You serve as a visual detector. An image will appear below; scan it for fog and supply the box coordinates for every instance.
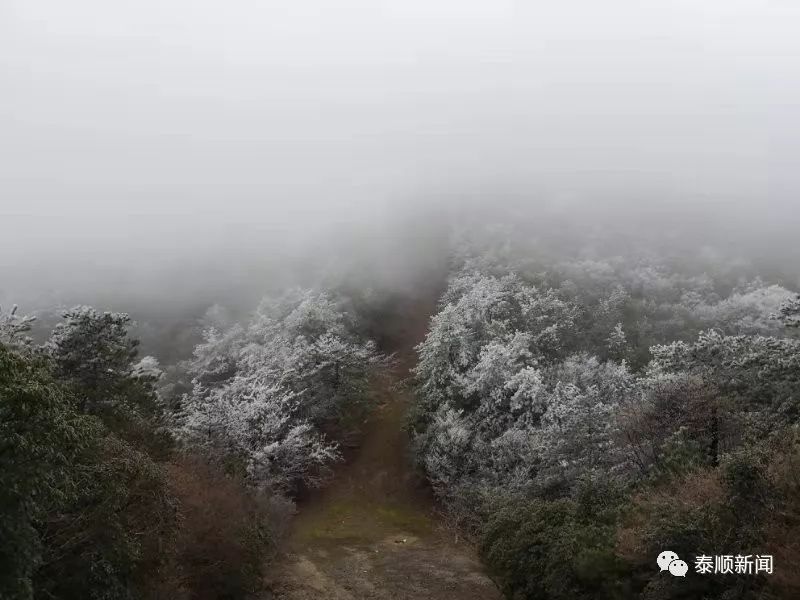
[2,0,798,310]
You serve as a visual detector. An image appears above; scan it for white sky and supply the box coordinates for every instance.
[1,0,798,299]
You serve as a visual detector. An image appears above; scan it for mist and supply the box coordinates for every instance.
[5,4,800,597]
[2,0,799,311]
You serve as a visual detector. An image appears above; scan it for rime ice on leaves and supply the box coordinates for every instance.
[180,289,389,492]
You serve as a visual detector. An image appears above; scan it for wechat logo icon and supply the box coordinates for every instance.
[657,551,688,577]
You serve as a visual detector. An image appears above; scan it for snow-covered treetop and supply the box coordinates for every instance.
[0,304,36,348]
[180,288,389,492]
[778,294,800,328]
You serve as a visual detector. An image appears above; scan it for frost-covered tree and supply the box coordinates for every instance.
[184,323,245,389]
[199,303,236,332]
[180,289,388,491]
[183,370,339,491]
[0,304,35,348]
[606,322,627,360]
[779,294,800,328]
[413,268,642,505]
[132,355,163,379]
[184,290,388,423]
[529,355,634,491]
[413,221,800,600]
[413,270,578,423]
[415,346,634,506]
[689,281,795,336]
[650,330,800,436]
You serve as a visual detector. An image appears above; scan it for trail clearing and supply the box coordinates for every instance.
[266,297,501,600]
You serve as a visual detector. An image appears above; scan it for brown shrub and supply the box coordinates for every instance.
[763,434,800,598]
[154,455,293,600]
[616,468,724,564]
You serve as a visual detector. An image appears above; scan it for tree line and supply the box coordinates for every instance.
[1,290,389,599]
[410,225,800,599]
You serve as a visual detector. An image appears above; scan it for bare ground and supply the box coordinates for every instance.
[265,295,501,600]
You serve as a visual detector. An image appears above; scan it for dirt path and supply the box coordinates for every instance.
[266,296,501,600]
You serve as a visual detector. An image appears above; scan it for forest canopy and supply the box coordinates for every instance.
[0,288,390,599]
[2,212,800,599]
[410,224,800,599]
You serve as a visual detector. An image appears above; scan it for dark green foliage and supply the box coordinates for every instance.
[480,496,626,600]
[35,435,177,600]
[720,447,772,525]
[0,346,98,599]
[3,298,347,599]
[0,345,178,600]
[47,307,139,407]
[618,434,800,600]
[46,306,173,457]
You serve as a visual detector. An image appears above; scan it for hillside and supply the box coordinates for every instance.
[266,294,500,599]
